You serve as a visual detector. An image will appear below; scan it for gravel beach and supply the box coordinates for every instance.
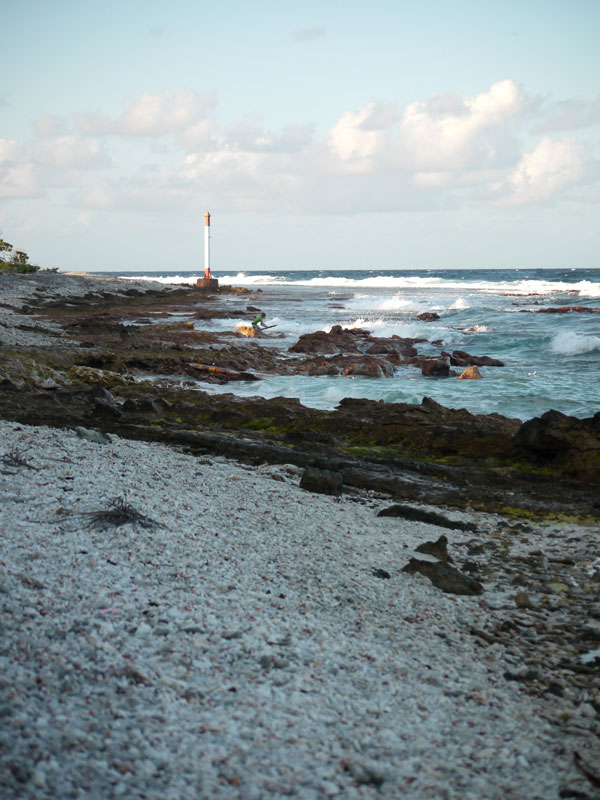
[1,272,599,799]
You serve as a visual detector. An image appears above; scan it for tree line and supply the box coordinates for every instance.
[0,237,40,273]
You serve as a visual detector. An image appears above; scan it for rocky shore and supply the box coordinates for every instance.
[1,271,600,798]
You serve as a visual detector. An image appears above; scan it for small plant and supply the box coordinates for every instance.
[1,447,37,470]
[82,496,165,530]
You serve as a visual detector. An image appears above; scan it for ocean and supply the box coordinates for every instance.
[100,268,600,422]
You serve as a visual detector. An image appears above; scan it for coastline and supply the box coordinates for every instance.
[1,270,599,798]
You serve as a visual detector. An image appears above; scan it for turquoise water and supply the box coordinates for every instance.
[103,268,600,421]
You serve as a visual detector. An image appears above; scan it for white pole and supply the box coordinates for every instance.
[204,211,211,276]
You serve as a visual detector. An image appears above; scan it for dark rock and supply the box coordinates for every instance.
[296,354,395,378]
[365,341,417,358]
[299,467,343,496]
[93,396,122,417]
[402,558,483,595]
[417,312,440,321]
[449,350,504,367]
[526,305,598,313]
[372,568,391,579]
[289,326,371,354]
[421,357,452,377]
[415,534,453,562]
[87,386,114,402]
[378,504,477,532]
[514,409,600,481]
[122,398,165,415]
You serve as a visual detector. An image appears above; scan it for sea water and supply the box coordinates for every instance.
[101,268,600,422]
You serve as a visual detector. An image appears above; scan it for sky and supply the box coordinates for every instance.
[1,0,599,271]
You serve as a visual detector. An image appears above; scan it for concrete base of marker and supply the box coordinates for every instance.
[196,278,219,292]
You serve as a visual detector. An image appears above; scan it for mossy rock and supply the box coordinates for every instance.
[66,365,137,389]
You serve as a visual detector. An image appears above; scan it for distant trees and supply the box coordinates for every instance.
[0,236,40,273]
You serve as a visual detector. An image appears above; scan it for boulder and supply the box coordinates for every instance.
[457,365,482,380]
[299,467,343,496]
[417,312,440,322]
[421,357,452,377]
[513,409,600,481]
[289,326,371,354]
[415,534,453,562]
[449,350,504,367]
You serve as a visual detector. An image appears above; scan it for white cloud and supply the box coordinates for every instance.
[34,114,67,138]
[38,136,109,169]
[397,79,524,172]
[328,103,395,171]
[224,116,314,153]
[78,89,217,137]
[4,79,596,218]
[498,137,585,205]
[0,138,19,163]
[0,162,39,198]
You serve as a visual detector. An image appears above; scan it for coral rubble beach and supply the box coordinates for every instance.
[1,270,599,799]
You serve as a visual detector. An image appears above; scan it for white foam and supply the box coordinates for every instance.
[450,298,469,310]
[550,330,600,355]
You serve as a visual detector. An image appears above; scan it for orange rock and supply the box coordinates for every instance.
[457,365,482,380]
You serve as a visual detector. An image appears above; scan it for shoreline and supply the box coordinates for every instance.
[1,269,599,798]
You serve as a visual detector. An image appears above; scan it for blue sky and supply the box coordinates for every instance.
[1,0,599,271]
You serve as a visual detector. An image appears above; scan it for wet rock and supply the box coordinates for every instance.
[449,350,504,367]
[457,365,483,380]
[295,353,395,378]
[299,467,343,496]
[526,305,598,314]
[289,326,371,354]
[402,558,483,595]
[421,357,452,377]
[417,312,440,321]
[365,340,417,358]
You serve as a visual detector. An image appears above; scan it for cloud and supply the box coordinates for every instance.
[497,137,586,205]
[397,79,524,172]
[34,114,68,138]
[532,96,600,133]
[328,103,396,171]
[38,136,110,169]
[4,79,597,217]
[0,162,40,198]
[224,116,314,153]
[78,88,217,137]
[0,139,19,163]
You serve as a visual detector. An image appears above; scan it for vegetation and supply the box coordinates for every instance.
[0,236,40,273]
